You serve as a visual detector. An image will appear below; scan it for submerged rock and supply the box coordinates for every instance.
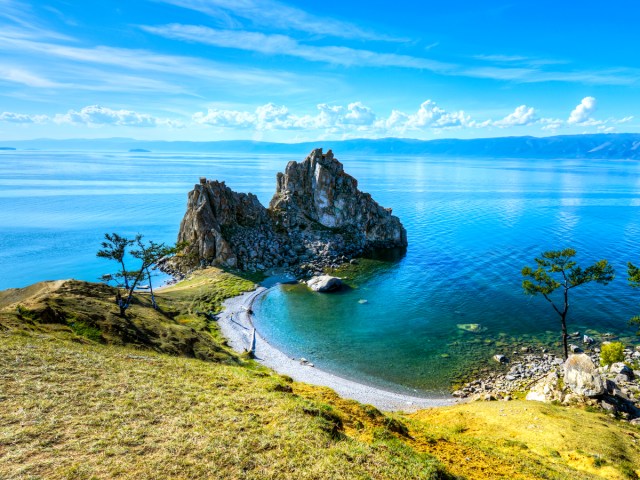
[457,323,487,333]
[306,275,343,293]
[174,149,407,273]
[493,354,508,364]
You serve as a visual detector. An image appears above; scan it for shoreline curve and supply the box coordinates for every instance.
[219,285,456,412]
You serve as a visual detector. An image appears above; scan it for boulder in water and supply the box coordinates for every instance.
[306,275,343,293]
[457,323,487,333]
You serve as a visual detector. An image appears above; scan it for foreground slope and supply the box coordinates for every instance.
[2,270,640,479]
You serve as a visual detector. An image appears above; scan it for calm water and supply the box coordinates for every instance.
[2,151,640,393]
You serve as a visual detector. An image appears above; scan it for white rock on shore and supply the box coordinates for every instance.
[306,275,343,292]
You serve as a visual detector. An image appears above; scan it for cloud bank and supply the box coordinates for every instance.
[1,97,633,138]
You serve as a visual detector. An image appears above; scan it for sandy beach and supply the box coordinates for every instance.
[218,285,456,412]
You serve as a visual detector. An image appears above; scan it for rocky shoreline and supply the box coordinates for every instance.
[453,335,640,422]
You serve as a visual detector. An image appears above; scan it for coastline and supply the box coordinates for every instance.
[218,285,456,412]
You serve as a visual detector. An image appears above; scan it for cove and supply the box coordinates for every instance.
[252,155,640,393]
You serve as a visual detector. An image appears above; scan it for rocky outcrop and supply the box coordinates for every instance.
[564,353,606,397]
[177,179,290,270]
[269,149,407,249]
[175,149,407,273]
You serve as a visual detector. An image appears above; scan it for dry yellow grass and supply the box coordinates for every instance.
[408,401,640,479]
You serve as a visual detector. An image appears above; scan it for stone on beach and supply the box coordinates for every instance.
[526,371,563,403]
[306,275,343,293]
[564,353,605,397]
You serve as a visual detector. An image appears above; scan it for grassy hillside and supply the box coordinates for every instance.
[0,268,257,362]
[2,269,640,479]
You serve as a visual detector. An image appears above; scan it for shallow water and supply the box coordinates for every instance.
[2,150,640,393]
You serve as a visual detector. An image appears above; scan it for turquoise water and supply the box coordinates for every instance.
[253,155,640,393]
[2,151,640,393]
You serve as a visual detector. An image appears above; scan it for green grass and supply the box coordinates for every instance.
[0,268,256,364]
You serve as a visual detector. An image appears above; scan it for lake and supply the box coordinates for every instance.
[2,150,640,393]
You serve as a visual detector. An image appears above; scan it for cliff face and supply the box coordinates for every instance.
[176,149,407,273]
[177,180,290,270]
[269,149,407,248]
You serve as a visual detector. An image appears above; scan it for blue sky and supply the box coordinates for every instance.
[1,0,639,141]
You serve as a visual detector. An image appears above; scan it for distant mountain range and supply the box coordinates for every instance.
[3,133,640,159]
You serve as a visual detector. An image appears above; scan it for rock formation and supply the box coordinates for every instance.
[175,149,407,274]
[563,353,606,397]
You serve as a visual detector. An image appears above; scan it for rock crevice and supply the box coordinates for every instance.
[176,149,407,273]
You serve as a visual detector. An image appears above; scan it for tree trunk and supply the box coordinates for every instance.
[562,286,569,360]
[147,268,157,310]
[561,314,568,360]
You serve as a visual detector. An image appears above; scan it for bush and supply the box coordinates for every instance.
[600,342,625,366]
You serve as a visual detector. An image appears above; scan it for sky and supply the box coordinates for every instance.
[1,0,639,142]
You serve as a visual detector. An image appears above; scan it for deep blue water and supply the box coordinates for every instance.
[2,150,640,392]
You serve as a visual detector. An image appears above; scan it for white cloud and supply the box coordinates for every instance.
[343,102,376,126]
[141,24,452,72]
[153,0,400,41]
[139,23,640,86]
[613,116,634,124]
[255,103,291,129]
[295,100,468,133]
[568,96,597,124]
[53,105,178,127]
[193,101,378,131]
[193,108,254,128]
[492,105,537,127]
[0,30,303,96]
[0,111,48,123]
[3,99,634,138]
[539,117,564,131]
[0,66,60,88]
[382,100,469,131]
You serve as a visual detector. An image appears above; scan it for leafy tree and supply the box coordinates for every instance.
[131,238,174,310]
[627,262,640,327]
[97,233,138,290]
[522,248,614,359]
[97,233,175,316]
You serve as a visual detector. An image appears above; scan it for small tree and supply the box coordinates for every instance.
[131,238,174,310]
[97,233,138,290]
[627,262,640,327]
[522,248,614,359]
[97,233,174,316]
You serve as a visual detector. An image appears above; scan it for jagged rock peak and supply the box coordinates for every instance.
[175,149,407,273]
[269,148,407,248]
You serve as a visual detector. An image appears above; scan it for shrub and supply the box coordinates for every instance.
[600,342,625,367]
